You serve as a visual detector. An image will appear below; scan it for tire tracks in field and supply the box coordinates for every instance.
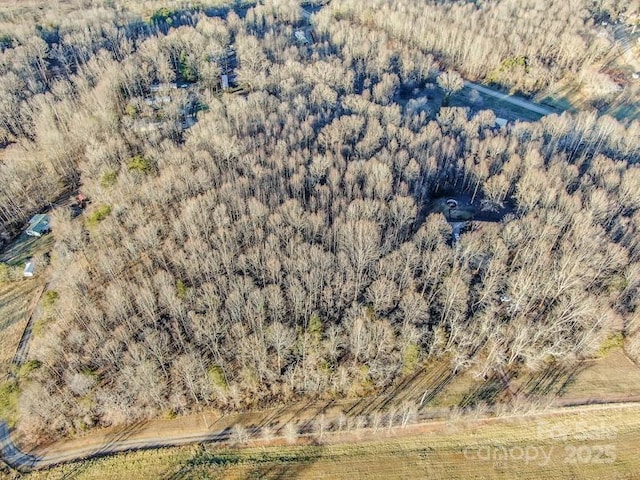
[10,284,46,372]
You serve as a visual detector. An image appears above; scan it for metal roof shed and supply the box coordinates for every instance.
[23,260,35,277]
[26,214,50,237]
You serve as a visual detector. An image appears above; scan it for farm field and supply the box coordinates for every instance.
[0,346,634,474]
[16,403,640,480]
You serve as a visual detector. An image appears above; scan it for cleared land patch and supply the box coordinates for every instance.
[0,280,44,376]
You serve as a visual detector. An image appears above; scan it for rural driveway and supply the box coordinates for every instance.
[464,81,557,116]
[0,421,243,471]
[0,422,40,470]
[11,284,46,370]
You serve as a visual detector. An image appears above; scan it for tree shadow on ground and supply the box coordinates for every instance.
[459,375,507,409]
[346,364,455,418]
[0,232,50,266]
[51,420,147,480]
[516,363,587,398]
[164,443,323,480]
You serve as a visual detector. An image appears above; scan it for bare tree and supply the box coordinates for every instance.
[437,71,463,105]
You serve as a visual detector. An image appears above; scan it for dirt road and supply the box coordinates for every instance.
[464,81,557,116]
[3,396,640,472]
[10,284,45,370]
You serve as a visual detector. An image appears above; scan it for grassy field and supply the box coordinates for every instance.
[0,231,51,376]
[0,233,53,267]
[0,232,51,427]
[0,277,46,426]
[429,348,640,409]
[0,280,44,376]
[16,403,640,479]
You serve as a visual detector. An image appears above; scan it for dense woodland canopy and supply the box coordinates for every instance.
[0,0,639,442]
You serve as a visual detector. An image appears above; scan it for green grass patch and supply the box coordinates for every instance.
[127,155,153,174]
[208,365,228,390]
[598,332,624,357]
[100,169,118,188]
[0,380,19,427]
[86,205,112,227]
[42,290,58,308]
[402,343,420,374]
[18,359,41,379]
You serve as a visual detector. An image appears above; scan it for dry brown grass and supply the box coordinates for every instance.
[20,403,640,480]
[0,279,44,375]
[559,349,640,399]
[31,347,640,457]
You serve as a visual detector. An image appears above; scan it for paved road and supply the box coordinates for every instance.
[464,81,557,116]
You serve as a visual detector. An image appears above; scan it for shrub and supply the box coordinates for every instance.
[100,170,118,188]
[0,381,19,426]
[43,290,59,308]
[308,313,322,342]
[209,365,228,390]
[125,103,138,118]
[127,155,152,174]
[151,7,174,25]
[176,279,189,299]
[86,205,112,227]
[0,262,9,282]
[18,359,41,379]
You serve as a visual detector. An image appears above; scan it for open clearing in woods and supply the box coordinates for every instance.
[16,403,640,480]
[0,232,53,376]
[0,280,45,376]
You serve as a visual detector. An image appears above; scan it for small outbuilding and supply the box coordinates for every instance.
[23,259,35,277]
[295,30,309,44]
[26,214,50,237]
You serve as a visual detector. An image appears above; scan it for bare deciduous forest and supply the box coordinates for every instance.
[0,0,639,443]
